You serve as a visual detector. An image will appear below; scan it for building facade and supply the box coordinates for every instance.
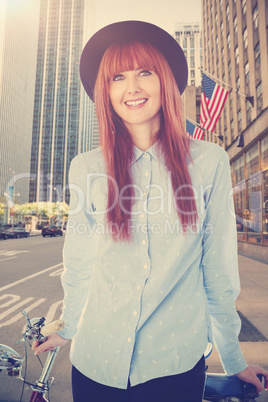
[29,0,96,204]
[202,0,268,261]
[174,23,202,87]
[0,0,40,204]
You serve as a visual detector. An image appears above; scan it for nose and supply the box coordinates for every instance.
[127,76,141,95]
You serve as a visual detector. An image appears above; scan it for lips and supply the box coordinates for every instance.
[125,98,147,107]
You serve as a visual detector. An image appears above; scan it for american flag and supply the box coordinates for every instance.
[200,73,229,132]
[186,119,204,140]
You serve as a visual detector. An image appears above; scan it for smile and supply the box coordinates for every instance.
[125,99,147,106]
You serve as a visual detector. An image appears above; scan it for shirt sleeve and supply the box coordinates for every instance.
[201,147,247,375]
[58,156,98,339]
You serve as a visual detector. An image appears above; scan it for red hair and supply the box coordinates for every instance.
[94,41,197,241]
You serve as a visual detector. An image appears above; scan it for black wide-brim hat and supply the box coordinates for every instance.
[80,20,188,101]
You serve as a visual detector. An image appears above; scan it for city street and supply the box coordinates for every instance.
[0,236,267,401]
[0,235,72,402]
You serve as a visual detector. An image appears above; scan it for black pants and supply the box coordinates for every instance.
[72,356,206,402]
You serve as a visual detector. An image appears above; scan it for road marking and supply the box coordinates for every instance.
[0,297,34,320]
[49,268,64,277]
[0,250,30,256]
[0,294,20,309]
[0,298,46,329]
[0,256,17,263]
[0,262,63,293]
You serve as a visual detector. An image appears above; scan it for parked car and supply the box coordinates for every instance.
[3,227,31,239]
[41,225,63,237]
[0,227,8,240]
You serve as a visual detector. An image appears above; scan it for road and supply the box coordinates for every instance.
[0,235,72,402]
[1,236,267,401]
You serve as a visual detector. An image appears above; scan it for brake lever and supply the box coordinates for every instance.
[17,311,46,344]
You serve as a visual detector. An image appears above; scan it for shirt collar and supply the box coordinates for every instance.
[129,141,166,167]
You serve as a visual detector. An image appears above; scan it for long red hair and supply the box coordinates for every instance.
[94,41,197,241]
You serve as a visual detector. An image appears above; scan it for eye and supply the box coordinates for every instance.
[139,70,152,77]
[112,74,124,81]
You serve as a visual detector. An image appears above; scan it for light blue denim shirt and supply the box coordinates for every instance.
[59,139,247,389]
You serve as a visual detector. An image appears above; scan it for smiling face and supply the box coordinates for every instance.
[109,67,162,134]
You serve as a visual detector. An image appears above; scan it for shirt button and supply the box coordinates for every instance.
[143,192,147,197]
[144,264,148,269]
[145,171,149,177]
[137,285,141,291]
[133,311,138,316]
[128,337,132,343]
[144,152,150,158]
[140,213,144,218]
[142,240,146,245]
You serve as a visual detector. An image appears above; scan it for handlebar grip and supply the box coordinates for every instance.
[40,320,65,337]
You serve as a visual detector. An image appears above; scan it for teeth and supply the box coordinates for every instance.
[125,99,147,106]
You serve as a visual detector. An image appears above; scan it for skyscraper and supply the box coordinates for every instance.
[29,0,96,204]
[174,23,202,87]
[0,0,40,203]
[202,0,268,260]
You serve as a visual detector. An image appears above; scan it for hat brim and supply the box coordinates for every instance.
[80,20,188,101]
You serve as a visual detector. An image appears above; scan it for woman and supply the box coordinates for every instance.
[33,21,268,401]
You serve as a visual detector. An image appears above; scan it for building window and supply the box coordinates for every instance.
[243,28,248,49]
[246,101,252,123]
[244,61,249,84]
[231,119,234,141]
[220,0,223,11]
[256,82,263,111]
[255,42,260,68]
[242,0,246,14]
[183,37,187,48]
[228,60,231,80]
[190,36,194,48]
[220,21,224,36]
[226,4,229,21]
[191,80,195,86]
[253,4,259,30]
[221,47,225,59]
[234,15,237,35]
[227,33,231,49]
[233,157,246,240]
[236,76,240,92]
[262,136,268,171]
[190,70,195,78]
[230,90,233,111]
[235,46,239,65]
[238,109,242,132]
[246,144,262,243]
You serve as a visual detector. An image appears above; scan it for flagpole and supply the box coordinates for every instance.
[186,117,223,142]
[199,68,254,106]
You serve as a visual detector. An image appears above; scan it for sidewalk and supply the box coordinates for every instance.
[206,254,268,400]
[206,254,268,388]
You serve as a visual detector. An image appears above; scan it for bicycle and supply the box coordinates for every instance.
[0,312,263,402]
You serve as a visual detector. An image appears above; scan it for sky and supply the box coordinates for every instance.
[95,0,202,35]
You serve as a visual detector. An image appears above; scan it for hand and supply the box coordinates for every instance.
[32,332,69,355]
[235,365,268,394]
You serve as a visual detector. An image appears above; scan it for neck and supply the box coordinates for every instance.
[124,122,160,151]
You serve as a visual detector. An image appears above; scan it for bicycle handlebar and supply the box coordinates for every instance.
[40,319,65,338]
